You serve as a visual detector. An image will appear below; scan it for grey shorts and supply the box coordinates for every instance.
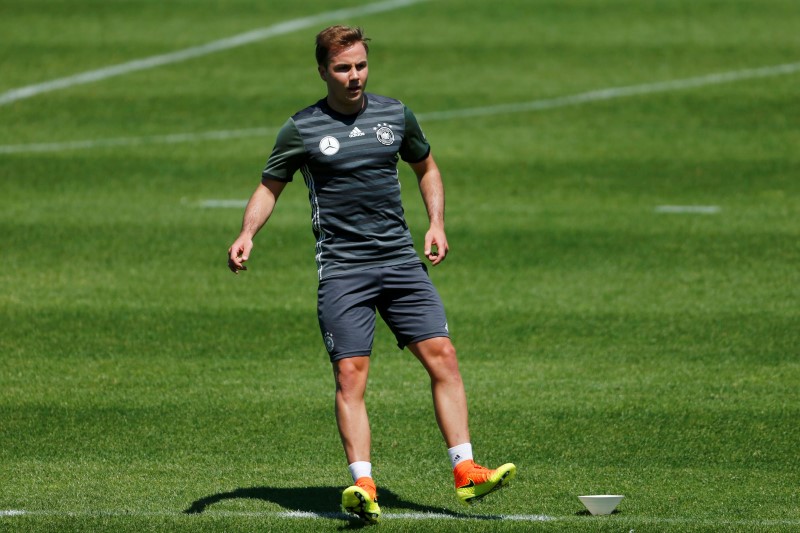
[317,262,450,361]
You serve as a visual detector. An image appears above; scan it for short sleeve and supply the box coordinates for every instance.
[399,105,431,164]
[261,118,307,183]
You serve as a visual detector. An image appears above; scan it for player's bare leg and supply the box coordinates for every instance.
[332,355,372,462]
[408,337,470,446]
[334,356,381,523]
[409,337,516,505]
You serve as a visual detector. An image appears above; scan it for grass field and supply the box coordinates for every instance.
[2,0,799,531]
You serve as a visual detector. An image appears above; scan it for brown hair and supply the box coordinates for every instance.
[315,25,370,66]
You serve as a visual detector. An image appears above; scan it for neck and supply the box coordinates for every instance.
[327,95,365,115]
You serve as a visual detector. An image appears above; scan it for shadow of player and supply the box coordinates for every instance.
[185,485,507,525]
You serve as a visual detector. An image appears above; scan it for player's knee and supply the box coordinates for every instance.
[438,341,457,364]
[428,340,460,375]
[333,356,369,393]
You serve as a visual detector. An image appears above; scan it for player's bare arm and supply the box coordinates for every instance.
[410,154,448,266]
[228,179,286,274]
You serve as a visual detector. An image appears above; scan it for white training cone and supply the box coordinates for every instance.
[578,495,624,516]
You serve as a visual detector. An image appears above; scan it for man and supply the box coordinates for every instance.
[227,25,515,523]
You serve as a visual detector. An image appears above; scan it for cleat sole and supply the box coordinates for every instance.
[342,485,381,524]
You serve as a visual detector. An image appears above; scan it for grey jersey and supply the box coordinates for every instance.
[262,93,431,280]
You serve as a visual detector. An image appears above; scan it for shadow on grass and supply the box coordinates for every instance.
[185,485,507,525]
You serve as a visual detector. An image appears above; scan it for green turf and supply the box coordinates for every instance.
[1,0,799,531]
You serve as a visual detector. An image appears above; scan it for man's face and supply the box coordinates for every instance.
[319,42,369,114]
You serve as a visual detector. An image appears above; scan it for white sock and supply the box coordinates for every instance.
[348,461,372,482]
[448,443,473,469]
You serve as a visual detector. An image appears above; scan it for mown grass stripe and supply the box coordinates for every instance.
[1,61,797,154]
[0,0,427,106]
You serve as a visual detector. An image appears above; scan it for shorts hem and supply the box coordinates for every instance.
[399,332,450,350]
[329,351,372,362]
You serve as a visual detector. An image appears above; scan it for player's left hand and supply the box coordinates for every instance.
[228,236,253,274]
[424,226,449,266]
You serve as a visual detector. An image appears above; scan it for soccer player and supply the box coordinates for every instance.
[227,25,515,523]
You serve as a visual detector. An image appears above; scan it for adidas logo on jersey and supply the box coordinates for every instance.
[349,127,365,138]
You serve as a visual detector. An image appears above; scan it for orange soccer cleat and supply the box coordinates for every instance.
[454,460,516,505]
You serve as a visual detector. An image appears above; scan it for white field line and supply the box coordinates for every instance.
[0,0,426,107]
[0,509,554,522]
[197,199,250,208]
[1,61,799,155]
[273,511,556,522]
[416,61,800,122]
[655,205,721,214]
[0,127,279,154]
[4,509,800,527]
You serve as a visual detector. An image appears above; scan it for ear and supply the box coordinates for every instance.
[318,65,327,81]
